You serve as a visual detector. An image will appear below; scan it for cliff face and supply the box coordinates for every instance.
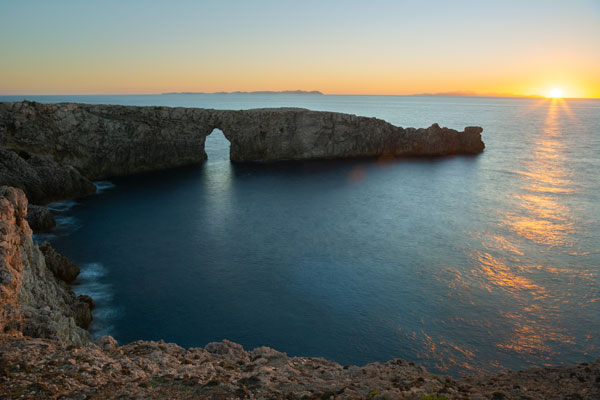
[216,109,485,162]
[0,101,484,180]
[0,186,91,345]
[0,186,27,334]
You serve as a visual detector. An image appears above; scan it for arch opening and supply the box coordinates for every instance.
[204,128,231,162]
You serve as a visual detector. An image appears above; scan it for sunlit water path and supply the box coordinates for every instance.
[4,94,598,376]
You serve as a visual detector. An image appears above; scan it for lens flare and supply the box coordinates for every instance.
[549,88,563,98]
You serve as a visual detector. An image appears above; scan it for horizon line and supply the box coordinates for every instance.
[0,92,597,100]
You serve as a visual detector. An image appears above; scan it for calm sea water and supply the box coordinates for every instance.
[4,94,599,376]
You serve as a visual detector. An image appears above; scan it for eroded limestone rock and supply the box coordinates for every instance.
[0,186,28,335]
[0,336,597,399]
[39,242,80,284]
[72,295,94,329]
[26,205,56,233]
[0,186,91,345]
[0,101,484,180]
[0,147,96,205]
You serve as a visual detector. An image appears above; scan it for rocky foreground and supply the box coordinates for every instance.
[1,336,598,400]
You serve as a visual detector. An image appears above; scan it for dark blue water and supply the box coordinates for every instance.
[6,94,599,376]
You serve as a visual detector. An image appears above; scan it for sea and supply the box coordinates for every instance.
[2,93,598,376]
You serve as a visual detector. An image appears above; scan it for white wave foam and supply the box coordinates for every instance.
[74,263,113,302]
[74,282,112,300]
[54,216,82,233]
[92,307,122,319]
[77,262,107,280]
[94,180,116,193]
[72,261,118,338]
[47,200,78,213]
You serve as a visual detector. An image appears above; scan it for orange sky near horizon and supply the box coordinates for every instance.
[1,1,599,98]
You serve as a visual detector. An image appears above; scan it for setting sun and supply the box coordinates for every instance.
[549,87,564,98]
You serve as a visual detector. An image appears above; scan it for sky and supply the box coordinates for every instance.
[0,0,599,97]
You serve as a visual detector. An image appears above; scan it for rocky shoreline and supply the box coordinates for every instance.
[1,335,597,399]
[0,102,598,398]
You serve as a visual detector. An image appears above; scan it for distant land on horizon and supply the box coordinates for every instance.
[410,90,545,98]
[162,90,324,95]
[158,90,556,99]
[2,91,597,100]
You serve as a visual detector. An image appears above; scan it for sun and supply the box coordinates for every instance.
[549,87,563,98]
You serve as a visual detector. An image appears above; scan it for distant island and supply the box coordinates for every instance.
[162,90,324,95]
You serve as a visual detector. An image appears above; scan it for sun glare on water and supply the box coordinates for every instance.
[549,87,564,98]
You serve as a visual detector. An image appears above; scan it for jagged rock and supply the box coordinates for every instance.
[0,186,91,345]
[39,242,80,284]
[0,186,28,334]
[95,335,118,352]
[0,101,484,180]
[205,339,251,363]
[72,295,94,329]
[250,346,288,367]
[77,294,94,309]
[0,336,598,399]
[18,235,91,345]
[21,305,89,344]
[250,346,287,360]
[0,147,96,205]
[26,205,56,233]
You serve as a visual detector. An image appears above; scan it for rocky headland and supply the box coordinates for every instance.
[0,101,484,181]
[0,100,485,231]
[0,102,598,398]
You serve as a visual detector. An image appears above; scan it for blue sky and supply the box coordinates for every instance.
[1,0,599,96]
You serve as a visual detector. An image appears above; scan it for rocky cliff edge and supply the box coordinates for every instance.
[0,186,91,344]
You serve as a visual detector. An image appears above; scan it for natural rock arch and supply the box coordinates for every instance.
[0,101,484,180]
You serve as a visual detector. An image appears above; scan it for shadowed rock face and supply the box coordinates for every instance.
[26,205,56,233]
[39,243,80,284]
[0,147,96,205]
[0,101,484,180]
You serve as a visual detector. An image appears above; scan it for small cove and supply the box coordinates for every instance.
[15,93,598,376]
